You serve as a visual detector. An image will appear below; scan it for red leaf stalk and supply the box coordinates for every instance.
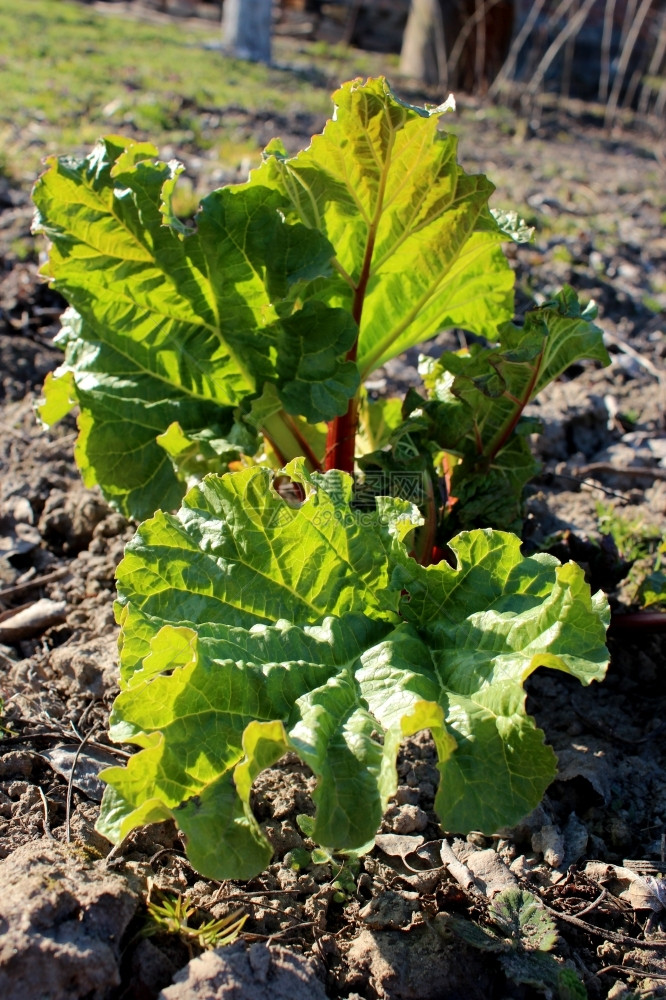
[324,223,377,473]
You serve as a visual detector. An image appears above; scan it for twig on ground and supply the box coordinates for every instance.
[574,462,666,483]
[440,839,489,901]
[598,964,666,981]
[0,649,16,670]
[215,889,305,899]
[243,920,315,942]
[604,331,665,382]
[69,702,96,743]
[220,896,305,921]
[0,728,132,759]
[0,598,66,642]
[439,840,476,891]
[574,888,608,918]
[0,567,68,603]
[543,470,631,501]
[543,900,666,948]
[65,729,95,844]
[37,786,55,841]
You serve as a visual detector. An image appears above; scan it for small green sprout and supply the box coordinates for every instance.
[291,815,363,902]
[596,502,666,606]
[0,698,14,739]
[595,502,662,564]
[283,847,312,871]
[143,879,246,956]
[636,538,666,608]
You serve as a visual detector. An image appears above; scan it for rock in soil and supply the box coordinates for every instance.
[341,926,495,1000]
[0,839,139,1000]
[159,941,328,1000]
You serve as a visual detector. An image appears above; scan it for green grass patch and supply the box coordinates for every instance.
[0,0,393,185]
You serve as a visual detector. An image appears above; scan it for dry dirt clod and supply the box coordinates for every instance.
[158,941,328,1000]
[342,925,495,1000]
[464,847,520,898]
[0,838,139,1000]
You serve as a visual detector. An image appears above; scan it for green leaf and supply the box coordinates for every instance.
[413,287,609,531]
[558,967,588,1000]
[155,420,256,488]
[33,136,358,517]
[34,80,533,520]
[115,460,414,632]
[638,568,666,608]
[489,889,558,951]
[440,912,507,952]
[356,395,404,454]
[296,814,316,838]
[38,367,76,426]
[38,310,254,521]
[421,288,609,446]
[284,847,312,870]
[98,466,608,879]
[98,613,393,871]
[371,531,608,834]
[250,77,516,378]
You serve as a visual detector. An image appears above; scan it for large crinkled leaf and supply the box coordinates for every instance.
[34,80,527,517]
[97,614,390,878]
[40,310,257,520]
[115,459,420,631]
[34,137,356,411]
[249,77,518,378]
[391,531,609,831]
[33,136,358,517]
[98,466,608,879]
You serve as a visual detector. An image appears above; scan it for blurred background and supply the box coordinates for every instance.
[0,0,663,346]
[2,0,663,196]
[119,0,665,117]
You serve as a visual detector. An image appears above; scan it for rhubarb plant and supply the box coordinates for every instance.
[33,77,608,537]
[97,460,608,879]
[32,78,611,879]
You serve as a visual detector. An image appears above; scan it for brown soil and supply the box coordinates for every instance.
[0,90,665,999]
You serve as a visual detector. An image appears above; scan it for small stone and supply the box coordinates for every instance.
[393,785,419,806]
[386,805,428,834]
[0,839,138,1000]
[532,823,565,869]
[159,942,327,1000]
[0,751,35,779]
[466,832,488,849]
[509,855,529,878]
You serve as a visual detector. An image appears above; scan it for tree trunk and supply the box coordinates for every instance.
[222,0,272,63]
[400,0,447,85]
[400,0,515,92]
